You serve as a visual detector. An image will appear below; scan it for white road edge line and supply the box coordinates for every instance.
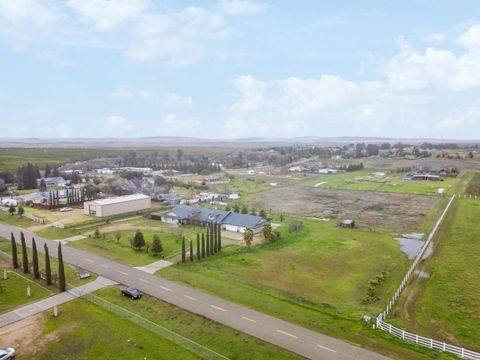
[83,258,93,263]
[117,270,128,276]
[276,329,298,339]
[101,264,109,268]
[160,286,172,292]
[210,305,227,312]
[241,316,257,323]
[317,344,336,353]
[183,295,196,301]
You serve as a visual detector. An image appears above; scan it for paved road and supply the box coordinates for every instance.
[0,224,390,360]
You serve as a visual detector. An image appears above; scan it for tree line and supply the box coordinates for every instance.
[10,232,66,291]
[181,223,222,263]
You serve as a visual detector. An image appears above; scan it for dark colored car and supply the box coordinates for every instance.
[121,287,142,299]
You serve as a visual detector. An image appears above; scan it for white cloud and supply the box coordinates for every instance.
[161,93,192,108]
[110,87,151,100]
[219,0,265,15]
[382,30,480,90]
[228,75,266,111]
[67,0,150,31]
[103,115,135,133]
[436,116,464,130]
[0,0,57,26]
[39,123,74,138]
[423,32,446,45]
[162,113,177,125]
[457,23,480,49]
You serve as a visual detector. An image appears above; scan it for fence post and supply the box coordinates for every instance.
[388,323,392,334]
[415,334,418,344]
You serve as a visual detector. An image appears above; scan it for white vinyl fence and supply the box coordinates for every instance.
[376,195,480,359]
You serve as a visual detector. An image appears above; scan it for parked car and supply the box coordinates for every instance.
[0,347,16,360]
[121,287,142,299]
[59,207,72,212]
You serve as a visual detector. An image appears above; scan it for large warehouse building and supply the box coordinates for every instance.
[84,194,151,218]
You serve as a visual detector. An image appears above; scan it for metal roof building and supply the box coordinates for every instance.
[84,194,151,218]
[160,205,266,233]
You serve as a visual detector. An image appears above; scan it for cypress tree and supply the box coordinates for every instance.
[58,243,66,291]
[32,238,40,279]
[189,240,193,262]
[217,223,222,252]
[201,233,205,258]
[181,237,186,263]
[10,233,18,268]
[210,224,215,254]
[196,233,201,260]
[206,227,210,256]
[213,223,217,254]
[20,232,29,273]
[44,243,52,285]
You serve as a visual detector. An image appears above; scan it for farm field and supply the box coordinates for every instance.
[0,261,53,313]
[391,198,480,352]
[96,286,304,360]
[0,299,199,360]
[156,218,453,359]
[251,185,439,233]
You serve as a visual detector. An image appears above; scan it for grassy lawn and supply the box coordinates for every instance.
[0,262,53,313]
[0,239,95,287]
[300,169,460,195]
[391,198,480,352]
[0,209,37,227]
[97,286,304,360]
[16,299,199,360]
[156,218,452,359]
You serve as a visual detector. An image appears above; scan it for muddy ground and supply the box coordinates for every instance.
[253,186,438,232]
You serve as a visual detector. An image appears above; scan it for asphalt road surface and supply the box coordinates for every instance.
[0,224,390,360]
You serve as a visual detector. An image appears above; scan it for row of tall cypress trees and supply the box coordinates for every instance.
[10,232,66,291]
[181,223,222,263]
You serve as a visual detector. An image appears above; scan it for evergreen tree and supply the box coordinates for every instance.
[212,223,217,254]
[20,232,29,273]
[8,204,15,215]
[58,243,66,291]
[201,233,205,258]
[196,233,201,260]
[206,227,210,255]
[244,228,254,249]
[189,240,193,262]
[32,238,40,279]
[241,204,248,214]
[10,233,18,269]
[150,234,163,256]
[44,243,52,285]
[233,204,240,213]
[181,237,186,263]
[262,223,273,242]
[259,209,267,219]
[217,224,222,252]
[17,205,25,217]
[209,224,214,254]
[130,230,145,249]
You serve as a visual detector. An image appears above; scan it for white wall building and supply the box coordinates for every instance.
[84,194,151,218]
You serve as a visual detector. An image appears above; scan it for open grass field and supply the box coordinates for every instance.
[0,299,200,360]
[156,218,454,359]
[0,209,38,227]
[300,169,461,196]
[251,185,439,233]
[97,286,304,360]
[391,198,480,352]
[0,262,53,313]
[0,239,95,287]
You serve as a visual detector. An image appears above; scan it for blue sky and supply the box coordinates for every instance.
[0,0,480,139]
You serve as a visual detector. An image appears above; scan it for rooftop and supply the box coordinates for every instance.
[90,194,150,206]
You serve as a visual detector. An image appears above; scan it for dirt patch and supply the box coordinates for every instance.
[253,186,438,232]
[0,314,77,356]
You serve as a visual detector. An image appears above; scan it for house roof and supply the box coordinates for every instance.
[168,205,265,228]
[90,194,150,206]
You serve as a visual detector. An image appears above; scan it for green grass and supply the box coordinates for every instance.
[0,239,95,287]
[22,299,199,360]
[391,198,480,352]
[156,218,452,359]
[0,210,37,227]
[300,169,460,196]
[96,286,304,360]
[0,266,53,313]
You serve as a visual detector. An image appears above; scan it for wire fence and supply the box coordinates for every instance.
[375,195,480,359]
[81,292,230,360]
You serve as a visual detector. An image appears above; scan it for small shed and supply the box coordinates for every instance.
[340,219,355,228]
